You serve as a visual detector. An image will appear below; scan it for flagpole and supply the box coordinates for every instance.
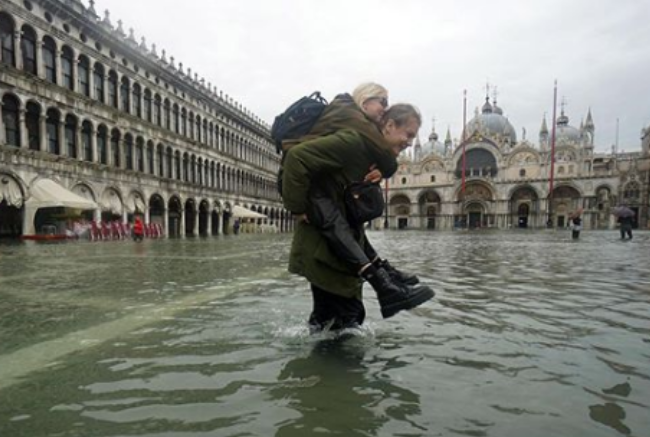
[548,80,558,228]
[461,89,467,198]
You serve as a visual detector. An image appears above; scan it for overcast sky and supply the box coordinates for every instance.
[94,0,650,152]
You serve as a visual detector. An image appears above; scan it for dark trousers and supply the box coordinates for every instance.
[620,225,633,239]
[572,230,580,239]
[308,284,366,332]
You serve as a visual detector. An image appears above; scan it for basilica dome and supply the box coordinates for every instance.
[554,112,582,146]
[465,98,517,145]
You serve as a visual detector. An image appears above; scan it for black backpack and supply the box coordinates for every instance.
[271,91,328,154]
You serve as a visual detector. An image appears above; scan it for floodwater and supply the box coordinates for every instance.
[0,230,648,437]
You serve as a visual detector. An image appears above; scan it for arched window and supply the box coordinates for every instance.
[110,129,120,167]
[120,76,130,112]
[20,25,37,74]
[183,153,189,182]
[132,83,141,118]
[124,134,134,170]
[64,114,77,158]
[153,94,161,126]
[61,46,74,90]
[519,169,526,177]
[0,13,15,67]
[173,104,179,133]
[146,141,154,174]
[135,137,144,172]
[165,147,173,178]
[164,99,171,130]
[181,108,187,136]
[81,120,92,161]
[93,63,104,103]
[107,70,118,108]
[175,150,181,180]
[1,94,20,147]
[46,108,60,154]
[157,144,164,176]
[188,112,194,139]
[97,125,108,165]
[143,89,152,122]
[26,101,40,150]
[196,115,202,143]
[42,36,56,83]
[78,55,90,96]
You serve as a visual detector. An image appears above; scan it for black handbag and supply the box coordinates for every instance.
[344,181,385,225]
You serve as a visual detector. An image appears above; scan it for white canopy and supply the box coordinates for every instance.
[26,179,98,210]
[0,176,23,207]
[22,179,98,236]
[231,205,267,219]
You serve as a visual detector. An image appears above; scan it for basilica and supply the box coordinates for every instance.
[0,0,287,239]
[384,96,649,230]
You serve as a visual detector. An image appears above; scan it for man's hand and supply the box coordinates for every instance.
[294,213,309,223]
[364,167,383,183]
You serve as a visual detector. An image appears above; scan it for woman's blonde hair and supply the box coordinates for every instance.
[382,103,422,127]
[352,82,388,108]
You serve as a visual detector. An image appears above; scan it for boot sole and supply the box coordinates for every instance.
[381,287,434,319]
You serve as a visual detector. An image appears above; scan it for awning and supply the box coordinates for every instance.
[22,179,98,236]
[0,175,24,208]
[26,179,98,210]
[231,205,267,219]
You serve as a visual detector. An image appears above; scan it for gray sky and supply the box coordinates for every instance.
[94,0,650,152]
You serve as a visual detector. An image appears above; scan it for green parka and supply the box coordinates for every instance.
[281,97,398,298]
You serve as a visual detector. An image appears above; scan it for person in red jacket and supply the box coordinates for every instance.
[133,217,144,242]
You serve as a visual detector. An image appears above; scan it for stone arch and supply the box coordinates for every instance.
[167,195,183,238]
[0,172,25,238]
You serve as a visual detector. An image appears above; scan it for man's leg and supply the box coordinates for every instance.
[309,284,365,332]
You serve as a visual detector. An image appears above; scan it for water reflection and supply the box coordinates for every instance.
[273,335,422,436]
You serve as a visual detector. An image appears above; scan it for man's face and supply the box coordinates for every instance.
[383,117,420,157]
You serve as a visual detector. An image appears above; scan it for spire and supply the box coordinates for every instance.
[585,107,594,129]
[540,114,548,134]
[445,127,452,145]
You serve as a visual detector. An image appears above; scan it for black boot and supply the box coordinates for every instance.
[362,266,434,319]
[374,258,420,285]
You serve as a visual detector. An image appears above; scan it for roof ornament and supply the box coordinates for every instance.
[88,0,98,17]
[128,27,137,44]
[116,20,125,37]
[139,36,147,50]
[102,10,112,27]
[151,43,158,57]
[161,49,167,63]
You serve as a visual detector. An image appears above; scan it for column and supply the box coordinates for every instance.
[13,31,22,70]
[72,59,79,93]
[179,209,186,238]
[35,41,43,78]
[54,49,62,86]
[206,210,212,236]
[58,121,66,156]
[0,101,5,144]
[75,125,82,160]
[19,109,27,149]
[38,115,46,152]
[94,208,101,225]
[90,126,97,162]
[192,206,199,236]
[163,208,169,238]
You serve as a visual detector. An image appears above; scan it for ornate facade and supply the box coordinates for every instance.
[0,0,288,239]
[385,95,650,230]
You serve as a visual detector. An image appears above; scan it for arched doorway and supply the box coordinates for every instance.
[419,190,441,230]
[167,196,182,238]
[222,204,232,234]
[149,194,165,229]
[550,185,581,228]
[198,200,210,236]
[510,186,539,228]
[184,199,196,236]
[465,202,485,229]
[389,195,411,229]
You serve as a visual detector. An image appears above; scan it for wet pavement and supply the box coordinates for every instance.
[0,230,648,436]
